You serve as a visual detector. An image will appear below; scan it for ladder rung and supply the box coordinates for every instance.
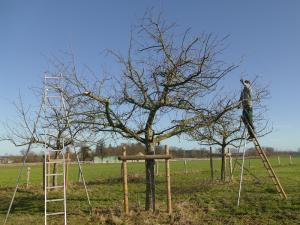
[46,198,64,202]
[46,173,63,176]
[45,76,63,79]
[47,96,61,99]
[47,186,64,189]
[44,105,62,109]
[46,159,64,164]
[45,85,61,90]
[46,212,65,216]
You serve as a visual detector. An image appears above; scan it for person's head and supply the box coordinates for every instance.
[240,79,251,86]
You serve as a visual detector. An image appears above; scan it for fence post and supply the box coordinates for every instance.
[228,149,233,181]
[277,156,281,166]
[209,147,214,181]
[42,155,45,189]
[122,146,129,215]
[184,160,188,174]
[26,167,31,189]
[289,155,293,165]
[165,145,172,214]
[155,161,159,176]
[65,148,70,190]
[47,154,51,187]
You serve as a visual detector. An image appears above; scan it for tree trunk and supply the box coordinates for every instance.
[145,142,155,211]
[220,144,226,181]
[52,152,59,186]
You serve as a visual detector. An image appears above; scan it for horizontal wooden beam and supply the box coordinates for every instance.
[118,154,172,161]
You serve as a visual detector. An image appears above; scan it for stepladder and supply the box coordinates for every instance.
[241,116,287,199]
[44,148,67,225]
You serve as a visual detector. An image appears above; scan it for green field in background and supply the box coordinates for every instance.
[0,156,299,225]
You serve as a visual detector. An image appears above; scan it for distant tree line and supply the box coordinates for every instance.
[3,143,299,163]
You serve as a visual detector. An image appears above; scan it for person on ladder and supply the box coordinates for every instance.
[239,79,255,140]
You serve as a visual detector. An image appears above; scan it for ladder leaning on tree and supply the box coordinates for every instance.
[241,116,287,199]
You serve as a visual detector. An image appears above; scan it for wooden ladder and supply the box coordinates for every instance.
[242,117,287,199]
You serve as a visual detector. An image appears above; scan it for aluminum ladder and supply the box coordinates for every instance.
[44,74,67,225]
[242,116,287,199]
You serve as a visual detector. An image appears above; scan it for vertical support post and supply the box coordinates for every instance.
[165,145,172,214]
[47,154,51,187]
[184,160,187,174]
[122,147,129,215]
[278,156,281,166]
[155,161,159,176]
[228,149,233,181]
[26,167,31,189]
[289,155,293,165]
[209,147,214,181]
[248,159,251,168]
[43,155,45,189]
[65,148,70,190]
[77,152,82,183]
[224,151,227,179]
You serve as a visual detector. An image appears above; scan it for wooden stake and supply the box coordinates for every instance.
[47,154,51,187]
[42,155,45,189]
[77,152,82,183]
[65,149,70,190]
[155,161,159,176]
[289,155,293,165]
[26,167,31,189]
[278,156,281,166]
[122,147,129,215]
[184,160,188,174]
[228,149,233,181]
[209,147,214,181]
[165,145,172,214]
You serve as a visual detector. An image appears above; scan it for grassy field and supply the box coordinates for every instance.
[0,156,299,225]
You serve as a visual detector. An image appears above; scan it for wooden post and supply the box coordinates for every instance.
[228,150,233,181]
[26,167,31,189]
[122,147,129,215]
[65,149,70,190]
[155,161,159,176]
[47,154,51,187]
[209,147,214,181]
[248,159,251,168]
[184,160,188,174]
[77,152,82,183]
[289,155,293,165]
[42,155,45,189]
[165,145,172,214]
[278,156,281,166]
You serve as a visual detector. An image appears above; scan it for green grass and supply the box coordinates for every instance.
[0,156,300,224]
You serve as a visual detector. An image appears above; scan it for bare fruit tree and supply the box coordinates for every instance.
[190,81,271,181]
[57,12,238,210]
[1,86,92,186]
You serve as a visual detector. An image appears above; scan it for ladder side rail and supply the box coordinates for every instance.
[253,139,287,198]
[44,147,48,225]
[242,116,287,199]
[62,139,67,225]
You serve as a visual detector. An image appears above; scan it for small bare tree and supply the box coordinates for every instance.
[1,86,93,186]
[190,80,271,181]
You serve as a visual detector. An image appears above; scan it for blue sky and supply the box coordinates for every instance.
[0,0,299,155]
